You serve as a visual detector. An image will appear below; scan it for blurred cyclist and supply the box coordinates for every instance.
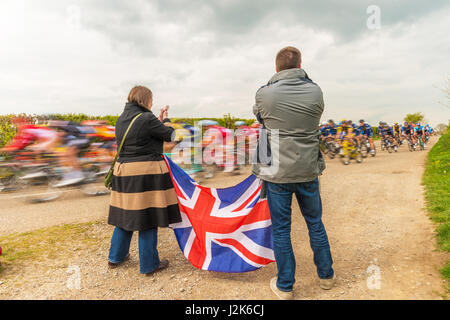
[358,119,375,155]
[49,120,91,187]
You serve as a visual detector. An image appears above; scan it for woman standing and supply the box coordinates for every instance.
[107,86,181,275]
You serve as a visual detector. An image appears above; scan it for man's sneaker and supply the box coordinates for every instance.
[319,273,336,290]
[270,277,293,300]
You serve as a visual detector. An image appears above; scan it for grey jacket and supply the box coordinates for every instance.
[252,68,326,183]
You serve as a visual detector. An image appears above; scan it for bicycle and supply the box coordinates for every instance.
[341,138,362,165]
[395,134,403,146]
[406,135,416,152]
[360,136,376,158]
[417,135,425,151]
[383,137,397,153]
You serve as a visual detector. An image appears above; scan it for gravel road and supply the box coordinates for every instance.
[0,137,448,299]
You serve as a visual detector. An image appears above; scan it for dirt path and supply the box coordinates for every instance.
[0,137,448,299]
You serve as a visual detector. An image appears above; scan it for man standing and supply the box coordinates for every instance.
[252,46,335,300]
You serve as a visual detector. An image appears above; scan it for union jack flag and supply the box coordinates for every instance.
[164,156,275,273]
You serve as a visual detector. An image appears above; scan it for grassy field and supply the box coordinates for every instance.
[0,222,101,275]
[423,132,450,290]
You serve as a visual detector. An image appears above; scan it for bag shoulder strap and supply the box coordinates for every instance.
[114,113,144,163]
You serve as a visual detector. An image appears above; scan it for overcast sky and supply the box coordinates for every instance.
[1,0,449,126]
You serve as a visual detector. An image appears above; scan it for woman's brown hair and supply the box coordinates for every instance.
[127,86,153,109]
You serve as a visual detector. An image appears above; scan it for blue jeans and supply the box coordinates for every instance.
[108,227,160,274]
[266,178,334,292]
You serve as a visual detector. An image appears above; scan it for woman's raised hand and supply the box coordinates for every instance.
[159,105,169,122]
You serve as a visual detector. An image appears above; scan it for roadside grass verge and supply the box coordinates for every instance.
[423,133,450,291]
[0,222,103,275]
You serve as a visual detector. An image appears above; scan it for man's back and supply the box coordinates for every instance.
[256,47,335,300]
[252,68,325,184]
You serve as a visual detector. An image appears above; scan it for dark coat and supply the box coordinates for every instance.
[108,101,181,231]
[115,102,174,162]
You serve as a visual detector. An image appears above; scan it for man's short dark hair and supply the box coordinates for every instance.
[276,46,302,71]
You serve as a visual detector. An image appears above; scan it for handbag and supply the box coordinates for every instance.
[104,113,144,189]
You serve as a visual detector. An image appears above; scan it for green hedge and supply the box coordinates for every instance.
[0,113,256,147]
[1,113,383,148]
[0,114,122,147]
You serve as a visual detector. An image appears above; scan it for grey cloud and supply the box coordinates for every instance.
[71,0,450,53]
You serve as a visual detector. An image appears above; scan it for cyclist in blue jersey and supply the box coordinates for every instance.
[387,122,399,150]
[424,124,432,141]
[327,119,338,138]
[414,122,426,148]
[379,122,398,151]
[320,122,329,140]
[358,119,375,154]
[414,123,424,135]
[401,121,413,138]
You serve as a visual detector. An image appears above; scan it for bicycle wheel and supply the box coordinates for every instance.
[0,170,24,192]
[328,143,338,159]
[320,141,328,154]
[387,143,393,153]
[340,147,351,165]
[17,178,63,203]
[354,150,363,163]
[80,182,110,196]
[360,143,369,158]
[341,154,350,165]
[79,170,110,196]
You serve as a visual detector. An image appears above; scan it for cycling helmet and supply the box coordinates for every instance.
[197,119,219,126]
